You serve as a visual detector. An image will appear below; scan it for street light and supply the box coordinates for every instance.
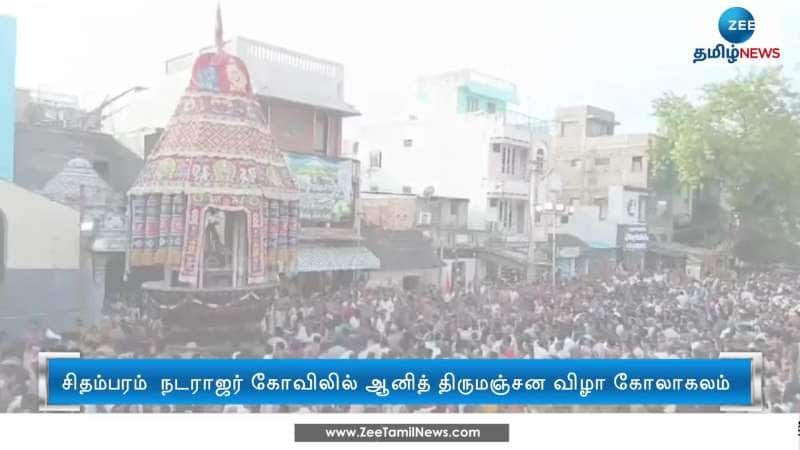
[535,202,575,287]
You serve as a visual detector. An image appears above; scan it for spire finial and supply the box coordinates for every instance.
[215,3,224,51]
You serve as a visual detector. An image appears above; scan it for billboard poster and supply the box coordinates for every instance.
[618,225,649,251]
[284,152,355,223]
[361,196,416,230]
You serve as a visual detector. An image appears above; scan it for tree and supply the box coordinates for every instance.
[652,67,800,242]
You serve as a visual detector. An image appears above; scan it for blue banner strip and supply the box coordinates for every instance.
[47,358,751,405]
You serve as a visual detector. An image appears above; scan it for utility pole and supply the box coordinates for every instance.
[526,117,546,283]
[526,153,539,283]
[535,203,574,288]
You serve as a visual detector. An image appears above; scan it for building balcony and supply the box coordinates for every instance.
[426,228,488,249]
[486,179,530,199]
[489,231,529,244]
[490,110,550,144]
[584,133,653,150]
[164,36,358,115]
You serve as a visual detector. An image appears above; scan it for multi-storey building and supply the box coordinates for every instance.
[549,105,651,211]
[543,105,693,273]
[351,69,548,268]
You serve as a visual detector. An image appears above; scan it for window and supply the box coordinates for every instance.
[313,110,329,153]
[466,97,479,112]
[560,121,579,138]
[594,197,608,220]
[497,200,513,229]
[402,186,413,194]
[535,212,541,224]
[501,145,518,175]
[450,201,459,215]
[516,202,526,233]
[369,151,382,169]
[638,195,648,222]
[570,159,581,168]
[631,156,643,172]
[370,185,379,192]
[594,157,610,166]
[492,143,502,153]
[487,102,496,114]
[560,215,570,224]
[489,198,499,207]
[403,139,413,148]
[92,161,109,178]
[534,148,545,172]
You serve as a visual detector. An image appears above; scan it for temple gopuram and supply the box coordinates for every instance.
[126,11,299,333]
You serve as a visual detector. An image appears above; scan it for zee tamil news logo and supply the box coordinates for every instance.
[693,6,781,63]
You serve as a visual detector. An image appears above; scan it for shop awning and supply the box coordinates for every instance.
[297,246,381,273]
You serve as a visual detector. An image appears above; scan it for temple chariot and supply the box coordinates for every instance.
[126,13,299,333]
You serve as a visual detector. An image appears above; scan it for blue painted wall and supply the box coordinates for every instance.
[0,16,16,181]
[456,86,508,115]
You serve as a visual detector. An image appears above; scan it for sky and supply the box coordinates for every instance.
[2,0,798,135]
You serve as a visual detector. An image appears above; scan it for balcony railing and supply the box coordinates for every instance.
[26,89,80,108]
[163,37,349,111]
[429,228,490,249]
[165,37,344,80]
[239,37,341,79]
[503,110,549,133]
[486,179,530,198]
[584,133,653,149]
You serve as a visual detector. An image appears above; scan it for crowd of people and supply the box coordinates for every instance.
[2,267,800,413]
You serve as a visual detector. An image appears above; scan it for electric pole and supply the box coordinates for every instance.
[527,131,544,283]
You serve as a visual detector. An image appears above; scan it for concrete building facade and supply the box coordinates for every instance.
[361,191,481,291]
[549,106,651,208]
[541,105,695,273]
[351,69,548,245]
[0,180,99,333]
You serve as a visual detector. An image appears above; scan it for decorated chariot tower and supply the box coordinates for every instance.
[127,9,299,329]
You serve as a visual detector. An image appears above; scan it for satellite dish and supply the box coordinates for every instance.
[423,186,435,198]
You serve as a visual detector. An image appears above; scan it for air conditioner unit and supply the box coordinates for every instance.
[418,212,432,225]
